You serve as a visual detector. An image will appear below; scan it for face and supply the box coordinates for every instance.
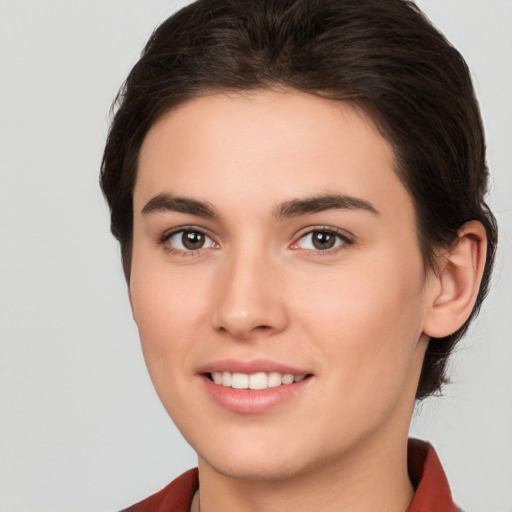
[131,90,433,481]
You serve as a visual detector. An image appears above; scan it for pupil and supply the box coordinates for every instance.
[313,231,335,250]
[183,231,204,250]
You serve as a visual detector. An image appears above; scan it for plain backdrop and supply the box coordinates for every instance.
[0,1,511,511]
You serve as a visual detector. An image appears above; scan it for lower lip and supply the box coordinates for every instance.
[200,375,312,414]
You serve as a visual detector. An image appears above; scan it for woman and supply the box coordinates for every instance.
[100,1,497,510]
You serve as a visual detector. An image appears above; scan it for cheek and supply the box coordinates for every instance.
[129,255,211,386]
[292,252,426,391]
[131,243,210,328]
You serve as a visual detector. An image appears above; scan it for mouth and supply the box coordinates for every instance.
[199,360,313,413]
[207,371,309,390]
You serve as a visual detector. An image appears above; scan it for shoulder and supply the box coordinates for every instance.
[119,468,198,512]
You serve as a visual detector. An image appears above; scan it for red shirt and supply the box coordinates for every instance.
[121,439,460,512]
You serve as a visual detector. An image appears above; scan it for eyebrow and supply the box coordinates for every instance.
[273,194,379,218]
[141,193,220,218]
[140,192,379,219]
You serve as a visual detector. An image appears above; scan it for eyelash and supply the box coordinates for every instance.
[291,227,353,256]
[159,227,218,257]
[159,226,353,256]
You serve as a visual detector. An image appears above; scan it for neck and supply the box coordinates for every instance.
[195,434,414,512]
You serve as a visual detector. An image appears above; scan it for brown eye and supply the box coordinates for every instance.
[182,230,205,250]
[295,229,347,252]
[166,229,216,252]
[311,231,336,250]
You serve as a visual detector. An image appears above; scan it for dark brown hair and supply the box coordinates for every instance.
[101,0,497,399]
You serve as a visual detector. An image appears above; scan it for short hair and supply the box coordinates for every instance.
[100,0,497,400]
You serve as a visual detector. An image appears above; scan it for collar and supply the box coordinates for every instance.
[407,438,460,511]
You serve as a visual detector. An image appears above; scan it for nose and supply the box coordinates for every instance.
[210,251,288,340]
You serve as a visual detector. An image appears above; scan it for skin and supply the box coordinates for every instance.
[129,90,486,512]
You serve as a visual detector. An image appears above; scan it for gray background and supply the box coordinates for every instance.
[0,1,511,511]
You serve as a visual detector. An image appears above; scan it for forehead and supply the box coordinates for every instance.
[135,90,413,224]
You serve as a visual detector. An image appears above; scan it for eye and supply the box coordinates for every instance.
[294,229,349,251]
[165,229,216,252]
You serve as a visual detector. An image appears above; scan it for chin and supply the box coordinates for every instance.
[200,450,312,482]
[193,426,344,483]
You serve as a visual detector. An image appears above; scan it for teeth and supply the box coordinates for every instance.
[249,372,267,390]
[267,371,282,388]
[281,373,294,385]
[210,371,307,390]
[221,371,232,387]
[231,373,249,389]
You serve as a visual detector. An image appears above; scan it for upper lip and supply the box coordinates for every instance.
[197,358,312,376]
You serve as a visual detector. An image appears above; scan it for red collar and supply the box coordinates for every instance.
[407,438,460,511]
[121,439,459,511]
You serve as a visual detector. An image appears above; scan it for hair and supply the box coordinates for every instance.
[100,0,497,400]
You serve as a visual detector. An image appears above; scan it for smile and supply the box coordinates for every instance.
[210,371,307,390]
[199,361,313,413]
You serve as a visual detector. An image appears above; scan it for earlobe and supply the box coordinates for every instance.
[423,221,487,338]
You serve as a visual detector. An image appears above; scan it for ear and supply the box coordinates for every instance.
[423,221,487,338]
